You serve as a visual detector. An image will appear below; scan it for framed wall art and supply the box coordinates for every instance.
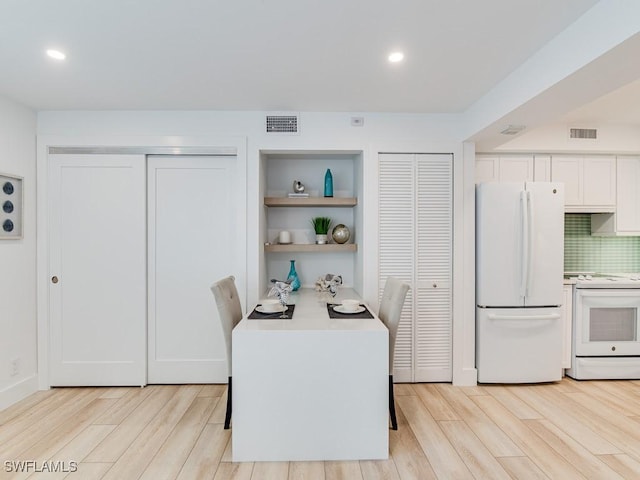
[0,173,23,239]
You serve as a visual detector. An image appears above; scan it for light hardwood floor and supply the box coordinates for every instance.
[2,378,640,479]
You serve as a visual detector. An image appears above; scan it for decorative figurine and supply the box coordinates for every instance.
[269,279,294,318]
[314,273,343,297]
[293,180,305,194]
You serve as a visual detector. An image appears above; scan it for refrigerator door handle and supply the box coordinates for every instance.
[519,191,529,298]
[526,190,534,297]
[487,313,561,321]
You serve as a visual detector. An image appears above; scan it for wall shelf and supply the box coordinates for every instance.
[265,243,357,253]
[259,149,363,294]
[264,197,357,207]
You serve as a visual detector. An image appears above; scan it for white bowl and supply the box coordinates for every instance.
[260,299,281,312]
[341,299,360,311]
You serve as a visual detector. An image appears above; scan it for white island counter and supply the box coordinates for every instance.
[232,288,389,462]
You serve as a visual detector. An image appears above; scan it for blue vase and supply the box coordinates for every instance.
[324,168,333,197]
[287,259,301,291]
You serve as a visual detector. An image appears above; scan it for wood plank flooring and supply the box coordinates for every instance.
[2,378,640,479]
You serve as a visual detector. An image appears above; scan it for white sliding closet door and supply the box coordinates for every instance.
[49,154,146,386]
[147,155,236,383]
[378,153,452,382]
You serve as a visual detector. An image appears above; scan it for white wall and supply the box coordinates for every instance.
[492,122,640,154]
[37,110,463,302]
[36,109,477,386]
[0,96,37,409]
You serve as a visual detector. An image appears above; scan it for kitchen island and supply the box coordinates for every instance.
[231,288,388,461]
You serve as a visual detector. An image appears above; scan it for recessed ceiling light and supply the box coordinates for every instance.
[46,49,66,60]
[388,52,404,63]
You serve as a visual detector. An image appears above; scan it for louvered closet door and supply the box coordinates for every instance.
[379,154,414,382]
[378,153,452,383]
[415,154,452,382]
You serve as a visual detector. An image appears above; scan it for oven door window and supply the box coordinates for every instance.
[589,308,637,342]
[575,290,640,356]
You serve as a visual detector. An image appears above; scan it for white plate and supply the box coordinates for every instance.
[333,305,365,314]
[256,305,287,314]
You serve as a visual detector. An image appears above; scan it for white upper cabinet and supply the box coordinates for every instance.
[533,155,551,182]
[476,154,552,183]
[550,155,616,213]
[476,154,534,183]
[592,156,640,236]
[615,156,640,233]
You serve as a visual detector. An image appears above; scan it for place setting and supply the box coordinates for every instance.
[249,298,296,319]
[249,280,296,319]
[327,298,374,319]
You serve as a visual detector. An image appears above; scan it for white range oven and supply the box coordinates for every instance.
[567,274,640,379]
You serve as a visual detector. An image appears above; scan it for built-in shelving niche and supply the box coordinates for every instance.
[258,150,364,296]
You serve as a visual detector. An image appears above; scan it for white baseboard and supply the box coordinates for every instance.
[0,375,39,411]
[452,367,478,386]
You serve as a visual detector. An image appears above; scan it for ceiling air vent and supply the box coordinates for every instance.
[265,113,299,134]
[500,125,526,135]
[570,128,597,139]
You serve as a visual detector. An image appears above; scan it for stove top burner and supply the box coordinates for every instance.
[569,272,640,288]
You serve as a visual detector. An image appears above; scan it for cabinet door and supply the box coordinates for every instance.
[475,155,533,183]
[476,156,498,184]
[49,154,146,386]
[616,157,640,233]
[551,156,582,205]
[583,156,615,206]
[499,155,534,182]
[533,155,551,182]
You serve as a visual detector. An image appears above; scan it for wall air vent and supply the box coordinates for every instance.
[570,128,597,139]
[265,113,300,134]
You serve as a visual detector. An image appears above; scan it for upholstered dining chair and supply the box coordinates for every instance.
[210,275,243,430]
[378,277,410,430]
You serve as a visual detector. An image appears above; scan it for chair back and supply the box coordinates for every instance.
[210,275,243,376]
[378,277,410,371]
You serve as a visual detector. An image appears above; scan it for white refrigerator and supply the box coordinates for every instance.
[476,182,564,383]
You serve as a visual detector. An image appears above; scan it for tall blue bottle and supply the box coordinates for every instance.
[287,259,301,291]
[324,168,333,197]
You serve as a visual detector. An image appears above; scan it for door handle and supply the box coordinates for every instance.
[520,191,529,298]
[487,313,560,321]
[51,276,59,284]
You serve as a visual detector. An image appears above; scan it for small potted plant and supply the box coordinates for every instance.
[311,216,331,244]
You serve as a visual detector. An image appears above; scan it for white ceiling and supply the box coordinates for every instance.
[560,78,640,127]
[3,0,640,145]
[1,0,605,115]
